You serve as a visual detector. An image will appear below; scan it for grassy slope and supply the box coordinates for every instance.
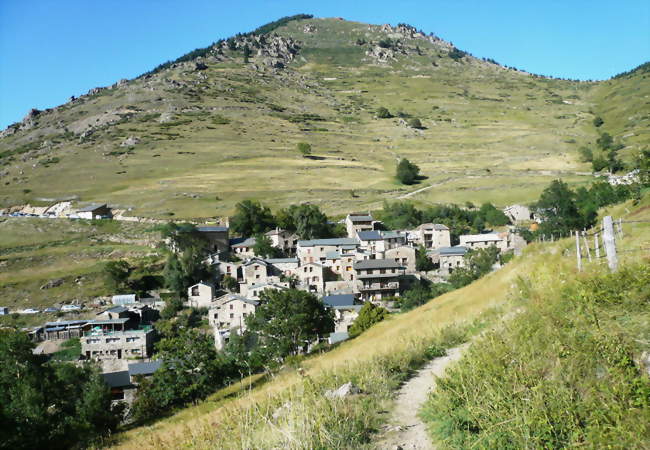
[0,218,161,311]
[109,193,649,449]
[1,18,624,219]
[421,197,650,447]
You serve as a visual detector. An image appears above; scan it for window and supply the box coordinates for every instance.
[191,286,199,296]
[242,304,246,309]
[230,304,234,310]
[309,267,313,273]
[256,274,260,279]
[229,313,234,319]
[380,269,386,274]
[132,349,140,354]
[126,336,140,342]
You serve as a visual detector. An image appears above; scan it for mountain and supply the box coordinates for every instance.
[1,16,648,219]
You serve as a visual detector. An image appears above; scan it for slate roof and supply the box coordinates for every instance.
[102,370,131,388]
[264,258,299,264]
[460,234,502,243]
[298,238,359,247]
[196,226,228,232]
[347,215,373,222]
[353,259,403,270]
[381,231,405,239]
[44,320,88,327]
[322,294,356,307]
[325,251,341,260]
[77,203,108,212]
[88,318,130,326]
[103,306,128,314]
[433,246,468,256]
[232,237,256,247]
[128,360,163,377]
[357,230,382,241]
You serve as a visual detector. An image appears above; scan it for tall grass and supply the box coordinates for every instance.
[421,263,650,448]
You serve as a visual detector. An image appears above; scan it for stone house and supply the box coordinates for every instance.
[81,320,155,361]
[322,294,362,334]
[296,238,360,265]
[409,223,450,249]
[187,281,216,308]
[231,237,257,258]
[242,258,271,284]
[384,245,417,273]
[293,262,325,293]
[428,246,468,274]
[102,360,163,405]
[266,228,299,254]
[245,282,290,300]
[209,294,258,331]
[323,252,356,281]
[76,203,112,220]
[111,294,137,305]
[345,213,376,238]
[353,259,404,302]
[503,204,532,223]
[263,257,300,276]
[218,261,243,283]
[459,233,507,251]
[196,226,230,254]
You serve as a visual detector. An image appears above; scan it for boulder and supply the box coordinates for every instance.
[41,279,64,290]
[324,382,362,399]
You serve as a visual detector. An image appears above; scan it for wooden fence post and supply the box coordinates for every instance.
[582,231,592,262]
[603,216,618,272]
[594,232,600,259]
[575,231,582,272]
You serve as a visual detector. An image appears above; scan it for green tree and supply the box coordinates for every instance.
[222,274,239,292]
[377,107,392,118]
[245,289,334,358]
[104,259,132,292]
[592,116,604,127]
[597,132,613,150]
[579,146,593,162]
[348,302,388,337]
[479,203,510,227]
[592,156,608,172]
[276,204,333,239]
[0,329,123,449]
[230,200,276,237]
[242,44,251,63]
[130,328,236,423]
[448,246,500,289]
[396,158,421,185]
[297,142,312,157]
[379,200,422,229]
[532,179,588,236]
[252,233,280,258]
[400,283,432,311]
[163,250,213,298]
[416,245,435,271]
[160,295,184,320]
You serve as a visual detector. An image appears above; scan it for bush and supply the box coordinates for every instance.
[593,116,604,127]
[297,142,312,157]
[578,146,593,162]
[396,158,421,185]
[348,302,389,337]
[408,118,423,128]
[377,107,392,118]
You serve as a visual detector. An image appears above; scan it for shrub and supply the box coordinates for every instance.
[396,158,420,185]
[593,116,604,127]
[579,146,593,162]
[408,118,423,128]
[348,302,389,338]
[376,107,392,118]
[297,142,312,157]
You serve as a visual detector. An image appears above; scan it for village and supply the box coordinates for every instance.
[4,200,533,405]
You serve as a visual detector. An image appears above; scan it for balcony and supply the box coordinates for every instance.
[360,282,399,291]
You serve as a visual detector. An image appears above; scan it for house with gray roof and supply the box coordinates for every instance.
[409,223,451,249]
[196,225,230,254]
[76,203,112,220]
[296,238,359,265]
[345,213,378,238]
[428,246,469,274]
[353,259,404,302]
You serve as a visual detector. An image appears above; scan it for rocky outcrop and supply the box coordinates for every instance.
[219,33,301,69]
[120,136,140,147]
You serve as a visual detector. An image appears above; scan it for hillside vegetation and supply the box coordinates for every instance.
[0,218,161,313]
[108,192,649,449]
[3,17,647,219]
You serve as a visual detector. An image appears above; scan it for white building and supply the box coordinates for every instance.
[187,282,215,308]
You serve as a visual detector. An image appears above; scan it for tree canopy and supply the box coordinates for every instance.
[244,289,334,358]
[348,302,388,337]
[230,200,276,237]
[276,204,333,239]
[396,158,421,185]
[0,329,123,449]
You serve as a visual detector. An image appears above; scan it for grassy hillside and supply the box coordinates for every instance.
[2,17,635,219]
[107,191,650,449]
[0,218,161,312]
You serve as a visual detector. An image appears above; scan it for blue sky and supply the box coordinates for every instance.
[1,0,648,128]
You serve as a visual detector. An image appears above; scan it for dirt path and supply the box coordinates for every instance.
[376,343,469,449]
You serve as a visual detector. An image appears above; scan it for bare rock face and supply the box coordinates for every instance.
[120,136,140,147]
[222,33,300,69]
[303,24,316,33]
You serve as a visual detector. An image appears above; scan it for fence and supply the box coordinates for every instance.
[573,216,650,272]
